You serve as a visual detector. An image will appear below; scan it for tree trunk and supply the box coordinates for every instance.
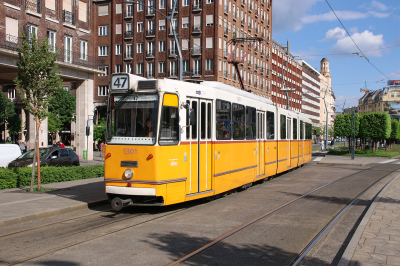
[36,114,41,189]
[30,131,38,192]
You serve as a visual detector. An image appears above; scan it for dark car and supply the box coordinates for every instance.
[8,147,80,168]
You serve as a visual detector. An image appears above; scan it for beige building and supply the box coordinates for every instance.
[319,58,335,127]
[358,86,400,118]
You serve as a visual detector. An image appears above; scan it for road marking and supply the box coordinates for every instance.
[313,157,324,162]
[379,159,398,164]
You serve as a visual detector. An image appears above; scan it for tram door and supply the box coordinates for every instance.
[287,118,292,168]
[257,111,265,176]
[188,98,212,194]
[300,121,305,163]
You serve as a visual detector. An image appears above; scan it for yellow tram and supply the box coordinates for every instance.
[104,74,313,211]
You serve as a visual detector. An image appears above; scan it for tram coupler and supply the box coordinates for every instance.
[111,197,132,211]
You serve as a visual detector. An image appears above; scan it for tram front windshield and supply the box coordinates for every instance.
[107,93,159,145]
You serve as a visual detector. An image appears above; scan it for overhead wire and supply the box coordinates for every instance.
[325,0,390,80]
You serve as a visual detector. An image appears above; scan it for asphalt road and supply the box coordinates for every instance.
[1,161,398,266]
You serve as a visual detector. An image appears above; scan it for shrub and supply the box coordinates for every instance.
[0,165,104,190]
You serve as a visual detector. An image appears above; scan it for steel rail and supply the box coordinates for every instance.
[290,168,400,266]
[6,208,186,266]
[168,163,390,266]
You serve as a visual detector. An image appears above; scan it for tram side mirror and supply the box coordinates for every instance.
[189,109,196,125]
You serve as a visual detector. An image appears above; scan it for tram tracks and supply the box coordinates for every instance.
[167,164,400,266]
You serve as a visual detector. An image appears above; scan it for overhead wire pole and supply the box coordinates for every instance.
[280,41,296,110]
[125,0,183,80]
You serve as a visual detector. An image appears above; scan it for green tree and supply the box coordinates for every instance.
[14,30,62,191]
[93,118,106,143]
[6,113,22,141]
[360,112,391,152]
[48,87,76,133]
[0,92,16,141]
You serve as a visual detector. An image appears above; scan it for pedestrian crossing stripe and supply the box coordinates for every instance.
[313,157,324,162]
[379,159,398,164]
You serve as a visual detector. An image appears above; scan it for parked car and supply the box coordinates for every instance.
[7,147,80,168]
[0,144,22,168]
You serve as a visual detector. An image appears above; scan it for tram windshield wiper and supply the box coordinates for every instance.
[108,88,134,114]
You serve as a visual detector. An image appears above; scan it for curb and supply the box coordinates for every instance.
[337,173,400,266]
[0,199,108,228]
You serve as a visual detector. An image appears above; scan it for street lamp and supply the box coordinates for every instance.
[125,0,183,80]
[280,87,296,110]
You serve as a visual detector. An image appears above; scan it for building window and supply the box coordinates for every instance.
[63,86,69,91]
[182,17,189,28]
[126,44,133,57]
[219,59,221,71]
[126,4,133,16]
[158,62,165,73]
[115,64,122,73]
[183,0,189,6]
[159,19,166,31]
[80,40,88,60]
[8,89,16,99]
[137,1,144,11]
[99,66,108,76]
[64,35,72,63]
[206,15,213,26]
[27,24,37,41]
[116,3,122,14]
[160,0,166,9]
[116,44,122,55]
[137,43,143,53]
[137,22,143,32]
[98,45,109,56]
[98,86,108,96]
[182,39,189,50]
[207,0,214,3]
[159,40,165,52]
[206,37,213,48]
[147,62,154,77]
[98,5,109,16]
[47,30,56,53]
[99,25,109,36]
[206,59,213,71]
[126,64,133,73]
[183,60,188,72]
[137,63,143,74]
[194,60,201,74]
[116,24,122,35]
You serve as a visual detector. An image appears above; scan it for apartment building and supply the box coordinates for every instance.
[295,59,320,125]
[270,39,302,111]
[358,86,400,119]
[92,0,273,117]
[0,0,103,159]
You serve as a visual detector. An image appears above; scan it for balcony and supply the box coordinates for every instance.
[261,15,265,21]
[146,8,155,16]
[224,5,228,14]
[224,28,228,37]
[223,50,228,58]
[233,12,237,20]
[0,34,19,52]
[255,10,258,17]
[193,1,202,11]
[267,19,270,26]
[124,52,133,60]
[25,0,41,14]
[193,70,201,77]
[146,29,155,37]
[248,24,252,30]
[168,7,178,15]
[192,47,201,56]
[255,28,258,35]
[169,70,177,78]
[168,49,178,58]
[192,25,201,34]
[241,0,244,6]
[62,10,75,25]
[248,61,251,68]
[125,10,133,18]
[146,50,155,58]
[124,30,133,39]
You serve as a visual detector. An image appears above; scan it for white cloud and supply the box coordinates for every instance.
[331,30,384,57]
[320,27,347,42]
[272,0,320,33]
[350,27,358,33]
[371,1,389,12]
[302,10,389,24]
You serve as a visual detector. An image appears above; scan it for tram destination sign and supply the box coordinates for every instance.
[111,74,130,90]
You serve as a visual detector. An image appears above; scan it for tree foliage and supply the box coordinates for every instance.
[48,87,76,133]
[93,118,106,143]
[390,119,400,140]
[6,113,22,136]
[334,113,360,138]
[13,30,63,190]
[0,91,16,127]
[360,112,391,140]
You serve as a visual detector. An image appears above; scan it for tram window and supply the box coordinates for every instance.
[186,100,190,140]
[216,99,231,140]
[300,121,304,140]
[201,102,206,139]
[267,111,274,139]
[232,103,245,140]
[246,107,256,139]
[293,118,297,140]
[280,115,286,140]
[207,103,211,139]
[192,101,197,139]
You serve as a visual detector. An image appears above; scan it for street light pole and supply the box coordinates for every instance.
[323,90,329,150]
[125,0,183,80]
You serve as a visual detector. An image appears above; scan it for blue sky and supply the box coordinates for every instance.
[272,0,400,111]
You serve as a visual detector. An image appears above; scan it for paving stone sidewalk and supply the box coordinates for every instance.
[339,175,400,266]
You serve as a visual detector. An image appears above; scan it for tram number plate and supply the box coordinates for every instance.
[112,74,129,90]
[124,149,137,154]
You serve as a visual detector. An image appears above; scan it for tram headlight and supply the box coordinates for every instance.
[124,169,134,179]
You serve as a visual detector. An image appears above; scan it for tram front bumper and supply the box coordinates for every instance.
[106,186,156,196]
